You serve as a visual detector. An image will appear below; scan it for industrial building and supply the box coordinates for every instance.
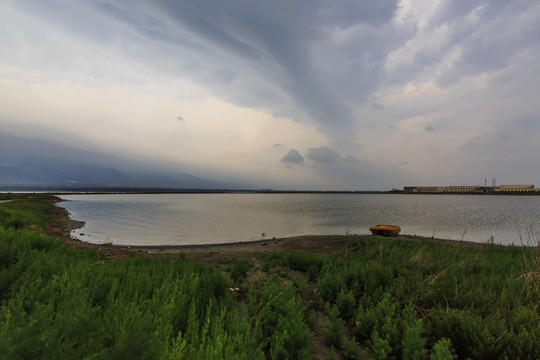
[403,185,540,194]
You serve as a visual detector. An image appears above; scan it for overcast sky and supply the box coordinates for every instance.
[1,0,540,190]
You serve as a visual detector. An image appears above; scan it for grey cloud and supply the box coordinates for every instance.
[501,114,540,132]
[460,140,479,150]
[432,1,522,27]
[8,0,416,144]
[386,1,540,89]
[315,0,399,27]
[342,154,359,163]
[307,146,341,164]
[281,149,304,165]
[176,116,185,122]
[425,125,435,132]
[434,1,540,86]
[9,1,539,134]
[460,113,540,156]
[89,0,408,142]
[431,1,484,25]
[15,1,115,44]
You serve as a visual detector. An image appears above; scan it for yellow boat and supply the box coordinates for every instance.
[369,225,401,236]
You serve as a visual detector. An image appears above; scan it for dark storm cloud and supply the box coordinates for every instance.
[6,0,417,144]
[149,0,401,133]
[85,0,409,141]
[8,1,539,135]
[281,149,304,165]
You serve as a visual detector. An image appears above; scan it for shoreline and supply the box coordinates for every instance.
[49,198,488,262]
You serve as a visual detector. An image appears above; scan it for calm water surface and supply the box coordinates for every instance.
[59,193,540,246]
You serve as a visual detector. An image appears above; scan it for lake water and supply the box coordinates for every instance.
[58,193,540,246]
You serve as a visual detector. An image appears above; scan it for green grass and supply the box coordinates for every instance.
[0,194,52,230]
[1,195,540,359]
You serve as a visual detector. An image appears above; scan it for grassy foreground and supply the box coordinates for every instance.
[0,194,539,359]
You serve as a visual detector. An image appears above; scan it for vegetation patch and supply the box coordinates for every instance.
[1,194,539,359]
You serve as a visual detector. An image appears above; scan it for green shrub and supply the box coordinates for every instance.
[342,336,362,360]
[229,258,253,283]
[322,304,346,349]
[430,338,456,360]
[370,330,392,360]
[336,289,356,321]
[318,265,345,303]
[355,292,397,343]
[256,277,311,359]
[401,304,426,360]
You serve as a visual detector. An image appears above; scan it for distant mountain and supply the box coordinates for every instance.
[0,166,40,184]
[0,158,230,189]
[130,173,227,189]
[0,132,248,190]
[9,158,131,186]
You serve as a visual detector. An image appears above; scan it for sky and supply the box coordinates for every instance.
[1,0,540,190]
